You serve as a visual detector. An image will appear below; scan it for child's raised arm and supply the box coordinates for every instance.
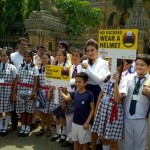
[59,88,72,101]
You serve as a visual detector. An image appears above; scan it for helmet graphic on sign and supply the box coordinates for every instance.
[61,67,69,79]
[123,31,136,48]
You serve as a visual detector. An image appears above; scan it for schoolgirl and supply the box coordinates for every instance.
[12,50,39,137]
[35,52,52,137]
[91,59,128,150]
[0,50,17,136]
[49,49,70,143]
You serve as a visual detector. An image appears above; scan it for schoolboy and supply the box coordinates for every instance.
[61,48,84,147]
[123,54,150,150]
[60,72,94,150]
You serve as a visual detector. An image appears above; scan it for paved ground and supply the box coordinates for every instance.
[0,128,72,150]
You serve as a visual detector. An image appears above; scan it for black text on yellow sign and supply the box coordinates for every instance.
[99,29,138,50]
[45,65,70,81]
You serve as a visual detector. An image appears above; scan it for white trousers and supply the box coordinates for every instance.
[124,117,147,150]
[66,113,74,142]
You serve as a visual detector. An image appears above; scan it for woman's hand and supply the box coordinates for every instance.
[81,63,88,69]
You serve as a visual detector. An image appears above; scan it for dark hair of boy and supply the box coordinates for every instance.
[124,59,133,65]
[21,50,35,67]
[75,72,88,82]
[72,48,83,58]
[37,44,46,50]
[136,54,150,66]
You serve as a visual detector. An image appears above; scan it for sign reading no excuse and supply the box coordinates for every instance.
[99,29,138,59]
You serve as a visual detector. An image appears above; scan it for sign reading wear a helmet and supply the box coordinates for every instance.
[99,29,138,59]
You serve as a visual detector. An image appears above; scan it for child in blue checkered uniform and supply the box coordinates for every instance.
[0,50,17,136]
[12,50,39,137]
[49,49,71,143]
[35,52,52,137]
[91,59,128,150]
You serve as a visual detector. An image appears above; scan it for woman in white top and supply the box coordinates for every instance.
[81,39,110,150]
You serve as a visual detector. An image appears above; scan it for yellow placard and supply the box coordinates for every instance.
[99,29,138,50]
[45,65,70,81]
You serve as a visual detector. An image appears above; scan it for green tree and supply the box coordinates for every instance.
[1,0,25,35]
[113,0,150,12]
[24,0,40,19]
[52,0,102,36]
[0,0,5,34]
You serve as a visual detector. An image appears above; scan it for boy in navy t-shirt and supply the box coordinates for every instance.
[60,72,94,150]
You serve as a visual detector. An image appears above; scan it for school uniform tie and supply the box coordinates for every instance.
[71,66,77,78]
[129,77,145,115]
[25,65,28,70]
[2,63,5,70]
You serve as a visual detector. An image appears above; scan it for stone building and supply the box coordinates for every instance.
[24,0,150,53]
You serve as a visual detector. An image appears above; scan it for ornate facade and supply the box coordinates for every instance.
[24,0,150,53]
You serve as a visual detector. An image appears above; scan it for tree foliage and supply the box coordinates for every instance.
[0,0,25,35]
[113,0,150,12]
[0,0,40,36]
[24,0,40,19]
[52,0,102,36]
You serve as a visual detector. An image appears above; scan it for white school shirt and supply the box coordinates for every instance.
[0,62,17,78]
[10,51,23,69]
[82,57,110,85]
[17,63,39,76]
[124,73,150,119]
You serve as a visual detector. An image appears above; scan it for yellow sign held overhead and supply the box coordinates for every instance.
[99,29,138,50]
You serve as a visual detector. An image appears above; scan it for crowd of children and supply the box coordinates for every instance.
[0,37,150,150]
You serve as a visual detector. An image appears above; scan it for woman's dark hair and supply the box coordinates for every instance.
[84,39,98,66]
[75,72,88,82]
[55,49,67,66]
[21,50,35,67]
[39,52,51,73]
[135,54,150,66]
